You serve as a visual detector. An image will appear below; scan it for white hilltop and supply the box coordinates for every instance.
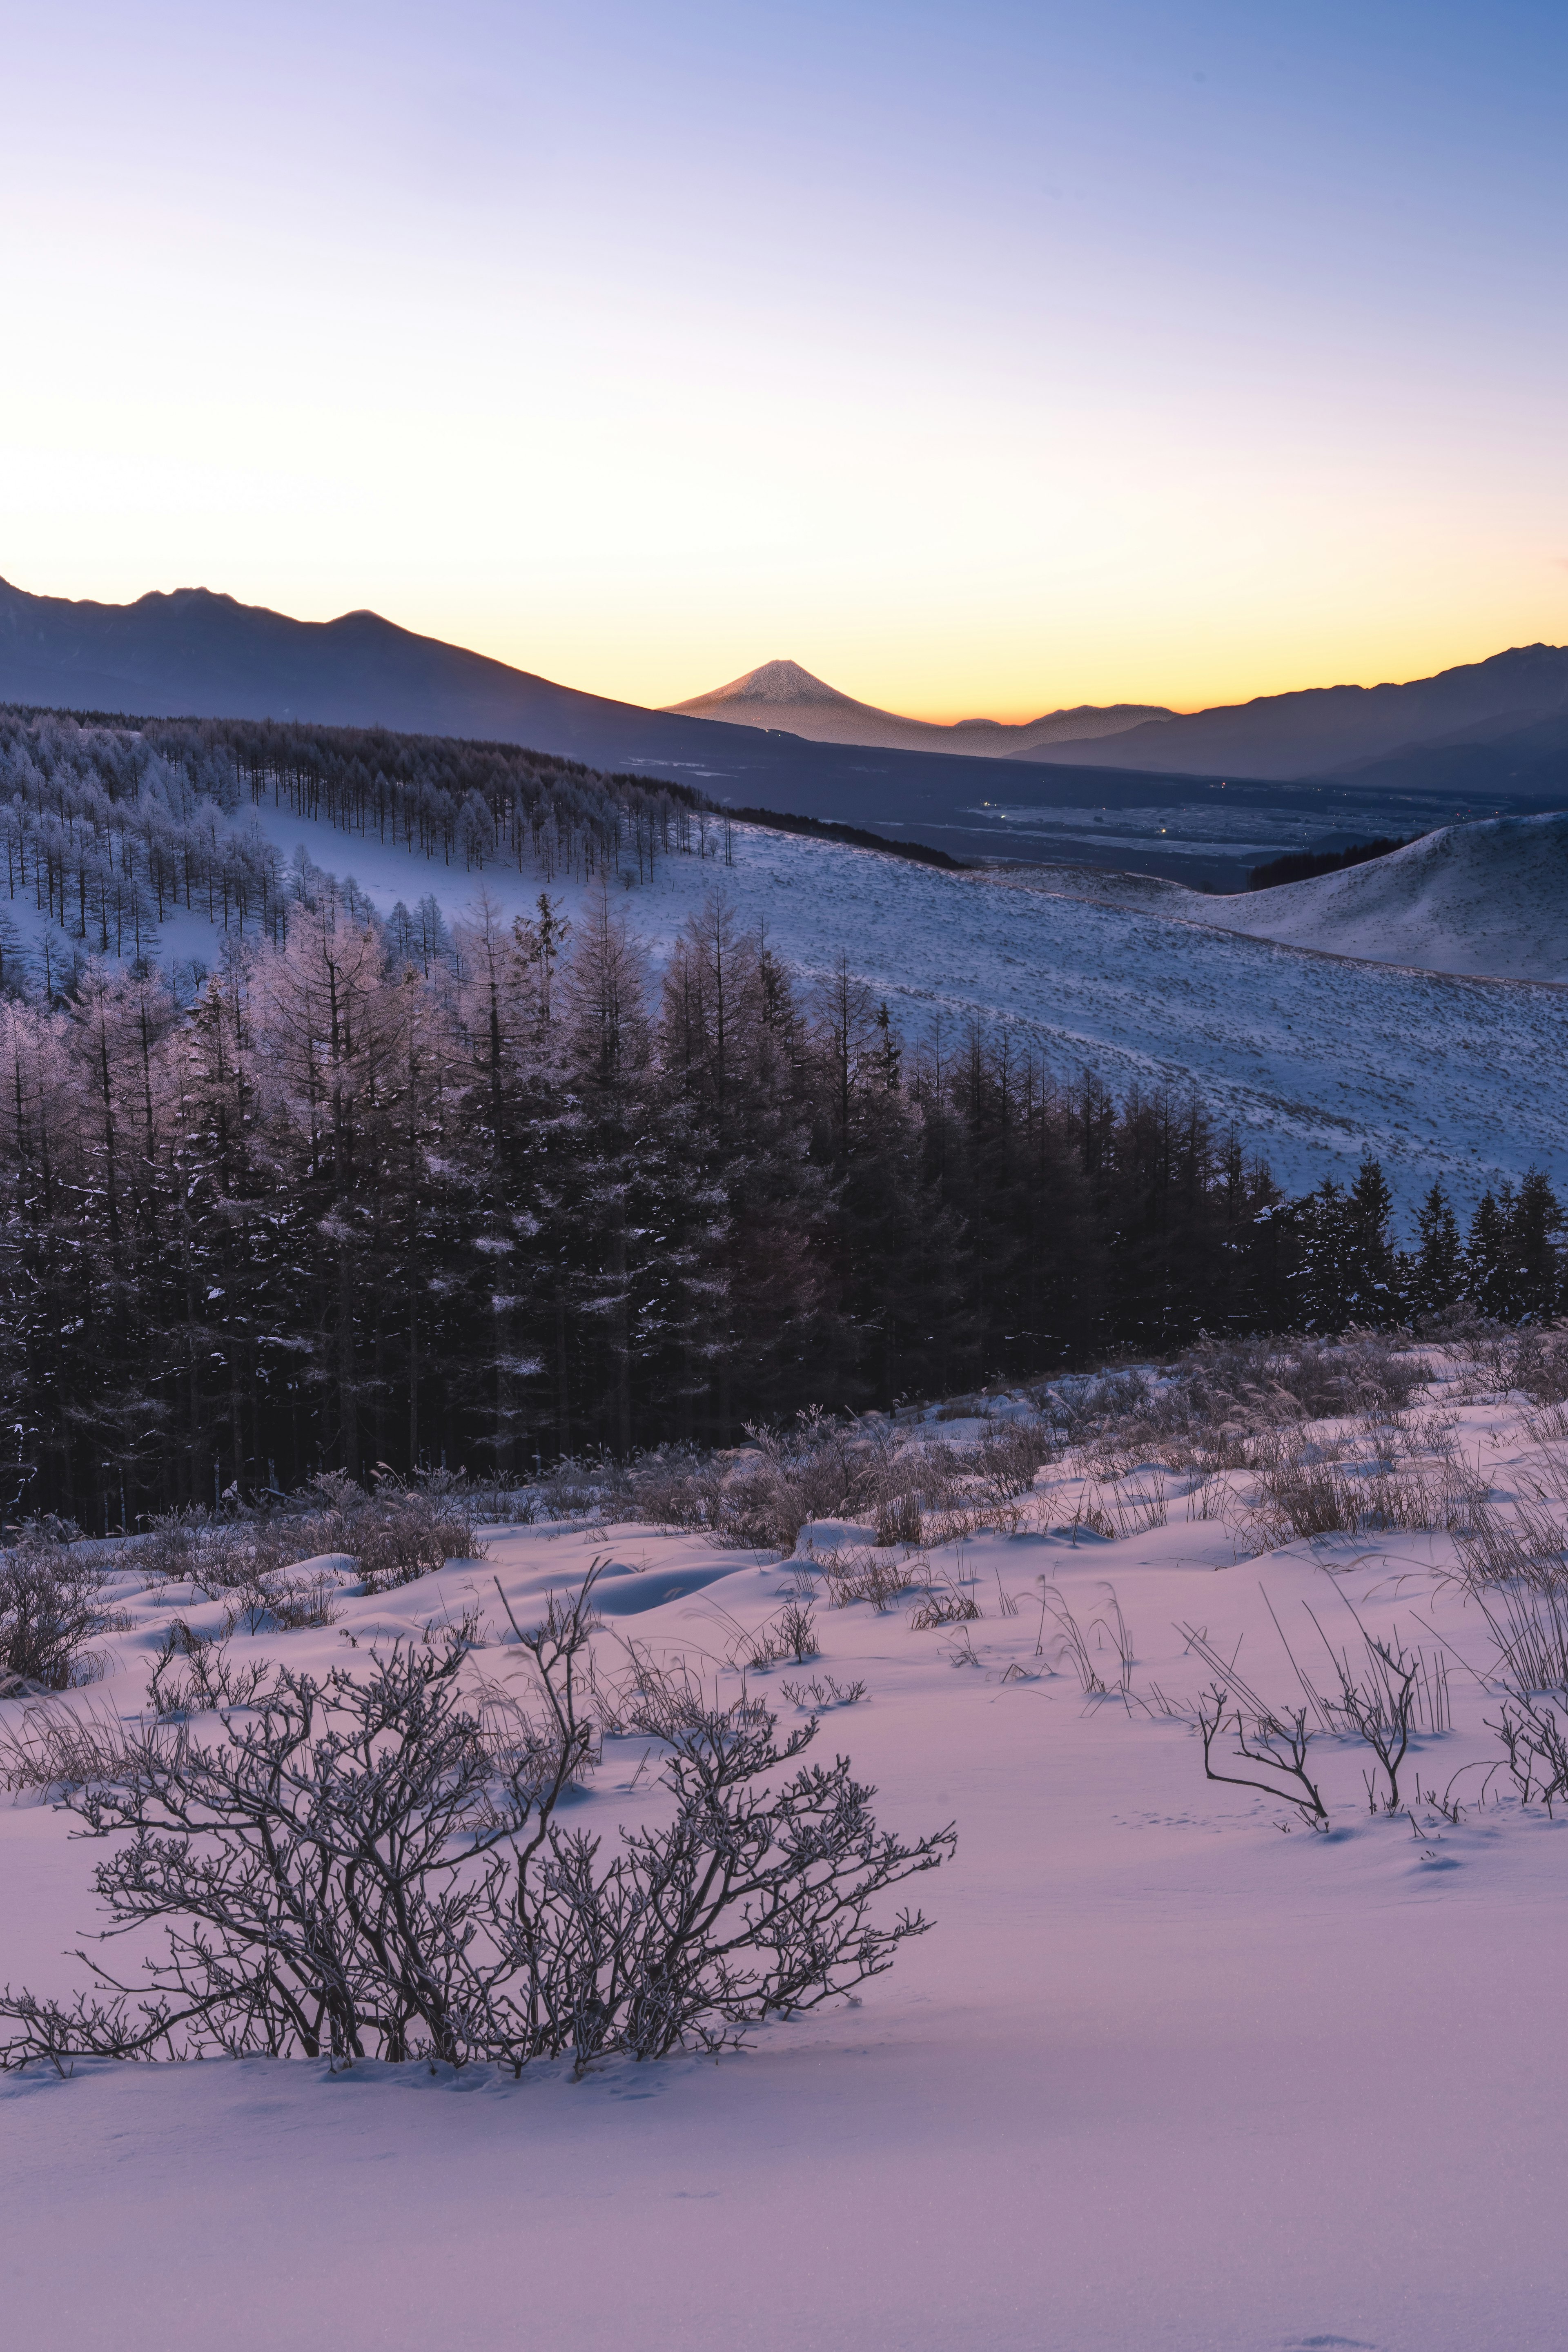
[992,812,1568,984]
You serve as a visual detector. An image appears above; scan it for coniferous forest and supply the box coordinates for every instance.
[0,708,1561,1533]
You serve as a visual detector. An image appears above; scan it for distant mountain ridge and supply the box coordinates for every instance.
[0,576,762,774]
[666,656,1172,756]
[1011,642,1568,785]
[2,577,1562,817]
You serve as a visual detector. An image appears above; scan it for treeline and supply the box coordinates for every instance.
[0,709,718,985]
[0,883,1560,1532]
[1246,834,1414,891]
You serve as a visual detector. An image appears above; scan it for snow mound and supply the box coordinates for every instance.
[1219,813,1568,979]
[996,813,1568,983]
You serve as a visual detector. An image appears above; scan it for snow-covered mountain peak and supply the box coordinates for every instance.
[688,659,860,708]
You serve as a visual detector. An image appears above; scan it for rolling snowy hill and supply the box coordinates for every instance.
[993,812,1568,984]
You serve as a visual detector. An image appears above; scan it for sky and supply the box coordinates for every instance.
[4,1,1566,721]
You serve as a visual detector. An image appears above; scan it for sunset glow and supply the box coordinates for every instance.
[4,0,1565,718]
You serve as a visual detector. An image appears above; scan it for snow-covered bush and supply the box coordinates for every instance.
[0,1571,952,2075]
[0,1541,109,1693]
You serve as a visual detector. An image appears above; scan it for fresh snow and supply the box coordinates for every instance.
[4,1368,1568,2350]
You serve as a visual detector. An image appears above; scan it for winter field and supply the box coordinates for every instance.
[9,778,1563,1216]
[4,1338,1568,2350]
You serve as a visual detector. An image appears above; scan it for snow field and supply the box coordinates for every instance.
[4,1364,1568,2350]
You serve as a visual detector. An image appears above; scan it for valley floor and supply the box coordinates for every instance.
[4,1370,1567,2349]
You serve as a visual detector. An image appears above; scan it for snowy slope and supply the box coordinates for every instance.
[11,794,1566,1212]
[4,1366,1568,2352]
[991,813,1568,980]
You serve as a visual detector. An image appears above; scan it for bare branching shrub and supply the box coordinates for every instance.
[1182,1624,1328,1826]
[727,1598,820,1672]
[0,1542,109,1692]
[780,1673,867,1708]
[0,1569,952,2076]
[1453,1328,1568,1409]
[147,1626,271,1722]
[1487,1693,1568,1812]
[1196,1687,1329,1829]
[1316,1625,1420,1812]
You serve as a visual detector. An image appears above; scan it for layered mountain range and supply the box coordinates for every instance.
[664,657,1170,757]
[1,576,1563,808]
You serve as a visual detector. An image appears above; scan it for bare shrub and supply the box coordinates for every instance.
[780,1673,867,1708]
[777,1600,818,1662]
[0,1542,109,1692]
[1315,1624,1420,1812]
[725,1597,822,1673]
[620,1446,728,1532]
[1196,1687,1329,1828]
[0,1570,953,2076]
[1487,1693,1568,1812]
[1182,1624,1329,1827]
[147,1627,271,1722]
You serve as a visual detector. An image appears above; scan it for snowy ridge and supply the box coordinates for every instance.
[991,812,1568,982]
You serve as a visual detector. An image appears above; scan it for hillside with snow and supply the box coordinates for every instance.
[3,730,1565,1217]
[996,813,1568,983]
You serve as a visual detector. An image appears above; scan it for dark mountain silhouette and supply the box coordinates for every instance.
[666,655,1169,756]
[1011,643,1568,782]
[0,575,1217,865]
[0,579,1556,883]
[0,577,770,772]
